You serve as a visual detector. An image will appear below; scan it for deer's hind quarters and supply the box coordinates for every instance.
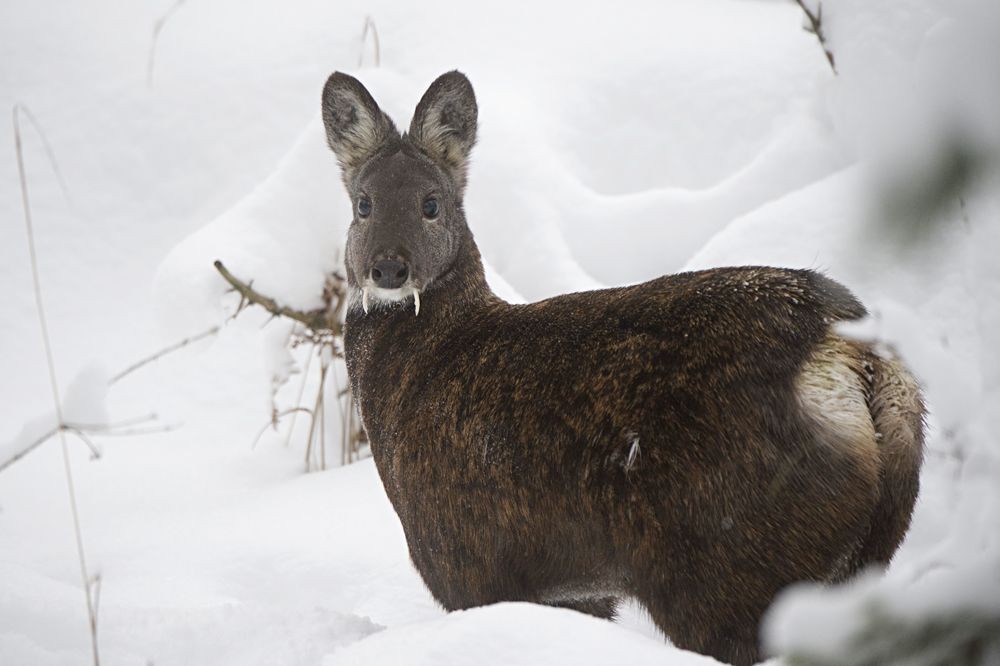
[321,70,926,666]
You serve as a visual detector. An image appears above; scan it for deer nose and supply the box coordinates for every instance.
[370,258,409,289]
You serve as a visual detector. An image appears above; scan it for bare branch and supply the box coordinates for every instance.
[250,407,314,450]
[64,414,159,431]
[1,414,170,474]
[794,0,837,75]
[213,260,341,333]
[0,426,58,474]
[110,326,219,384]
[82,423,181,437]
[65,428,103,461]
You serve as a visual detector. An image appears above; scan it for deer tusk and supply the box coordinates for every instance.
[413,290,421,317]
[362,288,370,315]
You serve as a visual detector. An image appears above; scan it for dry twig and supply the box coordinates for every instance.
[284,349,315,449]
[794,0,837,75]
[358,16,381,68]
[250,407,313,450]
[213,260,366,469]
[110,325,219,384]
[0,427,57,473]
[214,260,339,333]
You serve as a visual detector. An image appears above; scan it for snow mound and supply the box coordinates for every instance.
[325,602,720,666]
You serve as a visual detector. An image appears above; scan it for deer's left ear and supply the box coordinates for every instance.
[409,71,478,193]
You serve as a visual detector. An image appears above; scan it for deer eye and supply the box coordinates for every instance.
[422,197,439,219]
[357,196,372,218]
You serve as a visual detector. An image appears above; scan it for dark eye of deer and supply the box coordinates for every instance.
[422,198,439,219]
[358,196,372,218]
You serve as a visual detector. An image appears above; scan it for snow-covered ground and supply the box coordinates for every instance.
[1,0,997,664]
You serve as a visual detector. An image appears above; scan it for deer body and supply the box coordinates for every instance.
[324,72,925,666]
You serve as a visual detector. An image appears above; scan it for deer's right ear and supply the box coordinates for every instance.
[409,71,478,193]
[322,72,398,184]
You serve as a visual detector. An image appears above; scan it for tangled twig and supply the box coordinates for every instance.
[214,260,340,333]
[213,260,365,471]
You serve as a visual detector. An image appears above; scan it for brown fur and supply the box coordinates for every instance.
[324,71,927,666]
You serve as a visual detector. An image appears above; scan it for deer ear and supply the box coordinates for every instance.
[322,72,398,184]
[409,71,478,192]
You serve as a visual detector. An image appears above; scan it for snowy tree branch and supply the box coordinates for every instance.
[213,260,342,333]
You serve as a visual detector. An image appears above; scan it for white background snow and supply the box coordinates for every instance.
[1,0,998,664]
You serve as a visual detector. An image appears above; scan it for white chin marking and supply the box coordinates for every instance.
[360,285,422,316]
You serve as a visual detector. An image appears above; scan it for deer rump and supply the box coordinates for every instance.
[346,265,924,666]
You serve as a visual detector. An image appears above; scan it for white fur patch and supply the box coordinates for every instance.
[796,337,876,449]
[350,284,422,316]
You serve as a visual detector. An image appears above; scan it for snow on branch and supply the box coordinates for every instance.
[213,260,343,334]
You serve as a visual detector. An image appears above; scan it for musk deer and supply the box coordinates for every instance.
[321,70,925,665]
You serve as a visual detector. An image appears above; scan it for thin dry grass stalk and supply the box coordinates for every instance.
[284,348,315,448]
[13,102,101,666]
[359,16,381,68]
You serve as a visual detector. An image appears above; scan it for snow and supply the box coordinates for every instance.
[325,602,721,666]
[0,364,110,467]
[2,0,998,664]
[60,364,111,427]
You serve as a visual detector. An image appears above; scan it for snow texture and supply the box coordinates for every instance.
[1,0,997,664]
